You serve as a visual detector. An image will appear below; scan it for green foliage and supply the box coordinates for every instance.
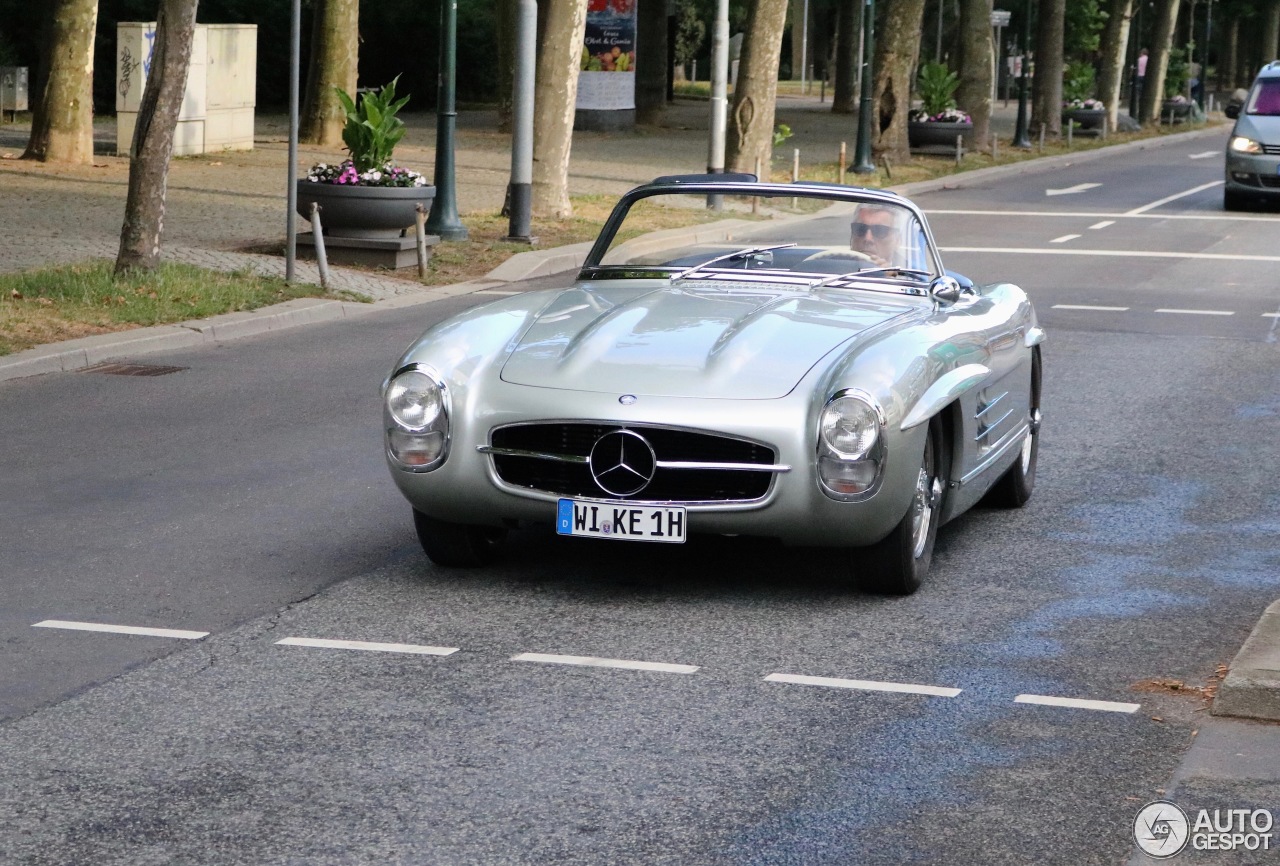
[1165,48,1189,98]
[1063,61,1096,103]
[773,123,793,147]
[673,0,706,67]
[916,61,960,115]
[1064,0,1104,59]
[336,77,410,173]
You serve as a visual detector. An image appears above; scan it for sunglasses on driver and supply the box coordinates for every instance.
[851,222,897,240]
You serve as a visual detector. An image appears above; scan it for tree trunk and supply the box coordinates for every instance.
[115,0,199,275]
[532,0,588,218]
[496,0,515,133]
[1265,1,1280,66]
[1222,17,1238,91]
[636,0,668,123]
[872,0,928,163]
[956,0,993,148]
[1030,0,1064,137]
[300,0,359,148]
[726,0,790,174]
[22,0,97,164]
[831,0,858,114]
[789,0,803,80]
[1097,0,1133,133]
[1139,0,1178,124]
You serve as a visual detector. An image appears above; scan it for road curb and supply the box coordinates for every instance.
[1212,598,1280,722]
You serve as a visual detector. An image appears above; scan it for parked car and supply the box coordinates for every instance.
[1224,61,1280,210]
[381,176,1044,594]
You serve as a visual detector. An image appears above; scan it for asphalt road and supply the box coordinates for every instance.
[2,132,1279,865]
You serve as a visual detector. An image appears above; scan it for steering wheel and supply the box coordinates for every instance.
[802,248,877,264]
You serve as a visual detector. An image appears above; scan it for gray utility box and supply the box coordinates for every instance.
[0,67,29,112]
[116,23,256,156]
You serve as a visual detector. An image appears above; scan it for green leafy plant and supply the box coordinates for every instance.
[1164,48,1189,99]
[773,123,793,147]
[1062,61,1097,104]
[335,76,411,173]
[915,61,960,117]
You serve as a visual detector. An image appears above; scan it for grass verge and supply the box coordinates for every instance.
[0,261,352,357]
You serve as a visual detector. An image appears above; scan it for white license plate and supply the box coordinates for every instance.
[556,499,686,543]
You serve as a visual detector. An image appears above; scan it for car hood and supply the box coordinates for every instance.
[1236,113,1280,144]
[499,282,917,399]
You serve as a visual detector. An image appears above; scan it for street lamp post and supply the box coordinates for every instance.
[426,0,469,240]
[1011,0,1032,148]
[851,0,876,174]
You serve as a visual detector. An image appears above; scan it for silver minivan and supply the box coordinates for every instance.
[1224,61,1280,210]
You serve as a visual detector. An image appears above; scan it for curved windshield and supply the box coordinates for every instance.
[1246,79,1280,116]
[594,191,940,283]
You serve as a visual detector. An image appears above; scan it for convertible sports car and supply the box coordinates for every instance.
[382,176,1044,594]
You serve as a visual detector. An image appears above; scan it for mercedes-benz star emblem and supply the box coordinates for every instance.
[619,395,637,405]
[589,429,656,497]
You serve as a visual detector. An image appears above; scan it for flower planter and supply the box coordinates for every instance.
[1161,100,1194,123]
[295,181,437,239]
[908,121,973,150]
[1062,108,1107,131]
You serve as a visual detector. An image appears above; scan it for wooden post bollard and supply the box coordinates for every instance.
[1102,115,1108,140]
[838,141,847,185]
[880,154,892,181]
[308,202,329,291]
[753,156,761,214]
[792,148,800,208]
[415,203,429,280]
[1067,119,1073,149]
[955,134,963,166]
[1038,123,1045,153]
[991,133,999,162]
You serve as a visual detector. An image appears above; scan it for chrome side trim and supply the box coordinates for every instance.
[975,406,1016,441]
[1024,326,1047,348]
[656,460,791,472]
[974,390,1008,419]
[959,422,1029,485]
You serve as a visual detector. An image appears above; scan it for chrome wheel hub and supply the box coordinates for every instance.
[910,467,940,559]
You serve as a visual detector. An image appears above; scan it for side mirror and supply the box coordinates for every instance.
[1225,103,1240,119]
[929,275,963,304]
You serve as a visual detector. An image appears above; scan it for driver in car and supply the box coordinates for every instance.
[849,204,902,267]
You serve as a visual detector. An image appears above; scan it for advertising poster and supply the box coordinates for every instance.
[577,0,637,111]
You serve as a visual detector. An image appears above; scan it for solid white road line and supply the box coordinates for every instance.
[939,247,1280,263]
[472,290,521,296]
[276,637,459,656]
[925,209,1280,222]
[1155,308,1235,316]
[1052,304,1130,311]
[1125,180,1225,215]
[1050,234,1082,243]
[32,620,209,640]
[1015,694,1140,714]
[511,652,699,674]
[1088,220,1115,230]
[765,673,962,698]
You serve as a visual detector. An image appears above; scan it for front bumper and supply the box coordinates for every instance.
[1225,150,1280,195]
[386,382,924,549]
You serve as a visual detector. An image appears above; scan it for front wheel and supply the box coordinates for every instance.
[413,510,506,567]
[859,417,946,596]
[1223,188,1250,212]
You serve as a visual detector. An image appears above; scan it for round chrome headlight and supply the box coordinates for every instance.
[820,394,881,460]
[386,369,442,431]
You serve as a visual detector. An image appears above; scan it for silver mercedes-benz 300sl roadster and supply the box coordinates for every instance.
[382,176,1043,594]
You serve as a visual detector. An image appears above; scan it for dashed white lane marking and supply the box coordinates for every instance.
[939,246,1280,263]
[1154,308,1235,316]
[1125,180,1225,215]
[765,673,962,698]
[1052,304,1130,311]
[1015,694,1141,714]
[276,637,459,656]
[1088,220,1115,230]
[1188,151,1219,159]
[32,620,209,640]
[1265,313,1280,318]
[472,290,521,296]
[1050,234,1082,244]
[512,652,699,674]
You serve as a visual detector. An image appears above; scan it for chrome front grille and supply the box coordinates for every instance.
[485,422,782,503]
[1261,143,1280,155]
